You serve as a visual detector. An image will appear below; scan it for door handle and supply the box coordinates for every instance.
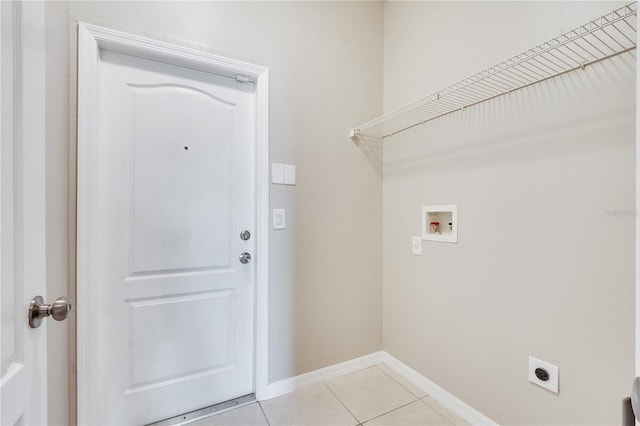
[239,252,251,264]
[632,377,640,421]
[28,296,72,328]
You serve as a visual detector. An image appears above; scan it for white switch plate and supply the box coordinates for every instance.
[283,165,296,185]
[411,236,422,255]
[273,209,286,230]
[528,356,559,394]
[272,164,284,184]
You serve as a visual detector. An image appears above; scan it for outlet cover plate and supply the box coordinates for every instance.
[529,356,559,394]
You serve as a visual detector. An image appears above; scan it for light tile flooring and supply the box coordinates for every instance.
[187,364,470,426]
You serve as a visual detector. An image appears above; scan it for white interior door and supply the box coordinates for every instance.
[0,2,47,425]
[82,44,256,425]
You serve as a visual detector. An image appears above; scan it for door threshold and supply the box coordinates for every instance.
[147,394,256,426]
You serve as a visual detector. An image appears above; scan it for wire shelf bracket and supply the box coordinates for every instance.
[349,2,637,140]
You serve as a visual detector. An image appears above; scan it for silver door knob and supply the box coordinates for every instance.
[239,252,252,264]
[632,377,640,421]
[28,295,72,329]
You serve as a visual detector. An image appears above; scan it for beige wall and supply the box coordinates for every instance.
[45,2,637,425]
[45,2,383,425]
[383,2,635,424]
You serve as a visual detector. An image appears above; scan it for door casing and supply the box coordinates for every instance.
[76,23,270,424]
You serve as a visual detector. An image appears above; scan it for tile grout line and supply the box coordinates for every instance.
[379,365,466,425]
[358,399,421,425]
[374,367,462,426]
[418,397,460,426]
[375,364,427,399]
[254,365,460,426]
[325,364,423,425]
[257,401,271,426]
[323,383,361,426]
[353,365,426,424]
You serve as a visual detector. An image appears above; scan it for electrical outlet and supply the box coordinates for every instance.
[528,356,559,394]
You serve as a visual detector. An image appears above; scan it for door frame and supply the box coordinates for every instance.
[76,23,270,424]
[636,23,639,379]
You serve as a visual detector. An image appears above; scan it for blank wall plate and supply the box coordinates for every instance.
[529,356,559,394]
[411,236,422,255]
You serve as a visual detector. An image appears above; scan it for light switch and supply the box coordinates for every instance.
[272,164,284,184]
[273,209,286,230]
[411,236,422,255]
[272,163,296,185]
[283,165,296,185]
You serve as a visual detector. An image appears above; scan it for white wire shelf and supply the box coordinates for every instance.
[349,2,637,140]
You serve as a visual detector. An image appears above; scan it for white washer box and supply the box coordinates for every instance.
[422,205,457,243]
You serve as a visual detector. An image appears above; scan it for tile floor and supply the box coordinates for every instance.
[187,364,470,426]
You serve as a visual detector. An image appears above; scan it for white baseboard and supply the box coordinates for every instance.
[263,350,497,426]
[380,352,498,426]
[264,351,385,399]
